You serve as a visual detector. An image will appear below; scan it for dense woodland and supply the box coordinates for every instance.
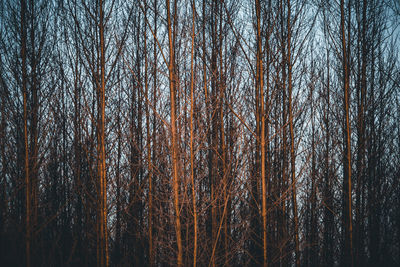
[0,0,400,266]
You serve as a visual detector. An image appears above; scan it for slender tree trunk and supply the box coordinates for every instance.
[286,1,300,266]
[28,0,38,239]
[355,1,367,264]
[279,2,289,263]
[115,85,121,265]
[166,1,182,265]
[322,17,334,266]
[255,1,267,266]
[310,88,317,267]
[201,2,212,262]
[367,26,379,266]
[211,2,218,265]
[252,0,262,263]
[20,1,30,266]
[190,1,197,266]
[340,0,354,266]
[152,1,158,263]
[217,3,228,265]
[98,1,108,266]
[72,6,83,261]
[143,3,154,265]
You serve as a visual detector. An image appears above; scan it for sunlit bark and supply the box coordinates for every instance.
[340,0,354,265]
[166,1,183,265]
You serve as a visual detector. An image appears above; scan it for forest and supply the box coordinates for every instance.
[0,0,400,266]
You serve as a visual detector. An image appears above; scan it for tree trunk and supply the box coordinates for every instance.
[286,1,300,266]
[21,0,30,266]
[166,1,182,265]
[97,1,108,266]
[190,1,198,266]
[255,1,268,266]
[340,0,354,265]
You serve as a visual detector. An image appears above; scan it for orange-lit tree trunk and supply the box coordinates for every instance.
[21,1,30,266]
[166,1,182,265]
[218,4,227,264]
[190,1,198,266]
[340,0,353,266]
[210,2,218,265]
[97,0,108,266]
[255,0,267,266]
[151,1,158,263]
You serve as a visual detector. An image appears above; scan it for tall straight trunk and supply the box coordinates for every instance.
[166,1,182,266]
[115,88,121,264]
[255,0,267,266]
[132,9,145,266]
[217,3,228,265]
[355,1,367,264]
[310,87,318,267]
[212,3,218,266]
[322,19,334,267]
[279,1,289,263]
[201,1,212,261]
[98,1,108,266]
[367,27,378,266]
[21,1,30,266]
[252,0,262,263]
[143,3,154,265]
[210,1,219,265]
[264,2,272,263]
[190,1,198,266]
[72,5,83,261]
[265,9,272,267]
[151,1,158,263]
[286,1,300,266]
[28,0,38,235]
[340,0,353,266]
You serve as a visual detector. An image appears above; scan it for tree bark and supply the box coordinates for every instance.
[21,0,30,266]
[98,1,108,266]
[286,1,300,266]
[166,1,183,265]
[255,0,268,266]
[340,0,354,265]
[190,1,198,266]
